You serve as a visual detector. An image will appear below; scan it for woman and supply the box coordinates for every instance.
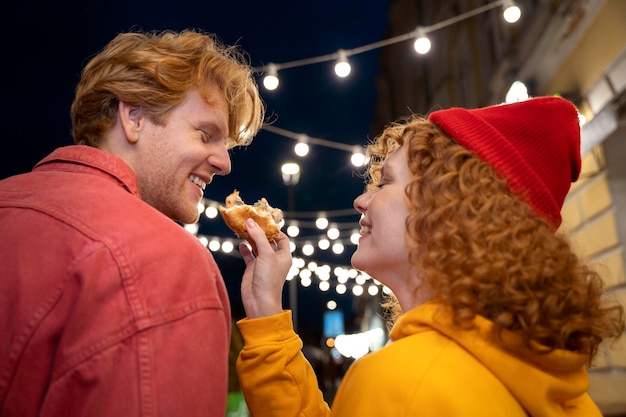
[235,97,624,416]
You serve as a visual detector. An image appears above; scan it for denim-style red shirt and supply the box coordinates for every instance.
[0,145,231,417]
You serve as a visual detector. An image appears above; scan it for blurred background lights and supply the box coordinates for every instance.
[287,224,300,237]
[184,223,199,235]
[302,243,315,256]
[332,243,344,254]
[350,230,360,244]
[327,226,340,240]
[334,328,384,359]
[204,205,218,219]
[221,241,234,253]
[316,216,329,229]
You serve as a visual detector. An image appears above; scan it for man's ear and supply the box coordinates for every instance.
[118,101,144,144]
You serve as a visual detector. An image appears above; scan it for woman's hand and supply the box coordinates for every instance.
[239,218,292,319]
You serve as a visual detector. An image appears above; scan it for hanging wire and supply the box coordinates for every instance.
[253,0,507,73]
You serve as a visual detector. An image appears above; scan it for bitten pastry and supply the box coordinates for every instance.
[218,190,283,253]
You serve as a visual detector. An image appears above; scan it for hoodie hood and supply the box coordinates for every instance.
[390,302,598,417]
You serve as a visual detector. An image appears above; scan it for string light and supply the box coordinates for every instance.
[294,134,310,156]
[254,0,521,88]
[287,224,300,237]
[317,218,329,231]
[262,63,279,90]
[194,231,382,297]
[188,199,379,296]
[413,27,431,55]
[505,80,529,103]
[255,0,521,164]
[502,0,521,23]
[334,49,351,78]
[262,124,367,167]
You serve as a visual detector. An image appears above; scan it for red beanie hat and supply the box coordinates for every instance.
[428,96,581,228]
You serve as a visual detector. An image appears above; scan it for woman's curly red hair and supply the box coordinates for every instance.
[365,115,624,364]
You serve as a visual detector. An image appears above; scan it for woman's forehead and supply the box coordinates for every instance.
[383,144,407,168]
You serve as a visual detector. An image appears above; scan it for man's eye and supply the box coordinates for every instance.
[200,131,211,143]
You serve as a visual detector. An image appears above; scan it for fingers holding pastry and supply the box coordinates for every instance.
[240,218,292,318]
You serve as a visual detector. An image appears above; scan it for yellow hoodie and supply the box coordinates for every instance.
[237,302,600,417]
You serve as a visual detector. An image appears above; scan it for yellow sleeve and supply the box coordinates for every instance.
[236,311,331,417]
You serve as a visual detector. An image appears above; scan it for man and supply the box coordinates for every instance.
[0,29,263,416]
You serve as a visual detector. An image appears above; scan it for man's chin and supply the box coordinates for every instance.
[169,206,200,226]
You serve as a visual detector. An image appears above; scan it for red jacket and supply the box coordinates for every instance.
[0,146,231,417]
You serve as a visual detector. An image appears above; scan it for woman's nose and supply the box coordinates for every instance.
[353,190,370,214]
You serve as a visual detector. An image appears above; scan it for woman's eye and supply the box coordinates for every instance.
[200,130,211,143]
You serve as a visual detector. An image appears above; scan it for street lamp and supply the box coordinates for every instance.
[281,162,301,331]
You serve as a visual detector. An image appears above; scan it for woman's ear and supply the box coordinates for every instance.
[118,101,144,144]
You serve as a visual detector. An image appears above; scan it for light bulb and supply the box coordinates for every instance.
[294,141,309,157]
[316,216,329,229]
[287,224,300,237]
[334,49,351,78]
[302,243,314,256]
[505,80,528,103]
[263,63,279,90]
[502,0,521,23]
[327,227,340,240]
[221,241,234,253]
[352,285,363,296]
[351,147,366,167]
[413,27,431,54]
[204,205,218,219]
[332,242,344,254]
